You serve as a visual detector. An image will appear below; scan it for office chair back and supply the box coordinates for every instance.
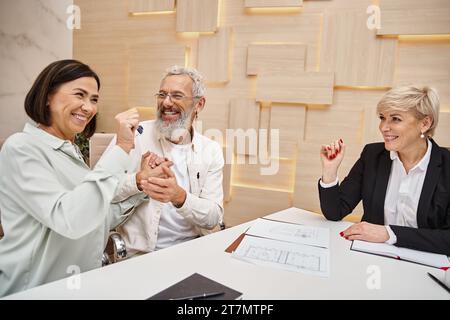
[89,133,114,168]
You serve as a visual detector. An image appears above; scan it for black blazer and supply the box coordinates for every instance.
[318,139,450,255]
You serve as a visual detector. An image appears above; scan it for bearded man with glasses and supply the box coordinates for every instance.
[105,65,225,257]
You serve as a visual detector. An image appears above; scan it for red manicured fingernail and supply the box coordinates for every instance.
[339,138,343,144]
[339,232,344,237]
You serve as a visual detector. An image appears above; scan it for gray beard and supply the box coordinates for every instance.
[155,108,193,143]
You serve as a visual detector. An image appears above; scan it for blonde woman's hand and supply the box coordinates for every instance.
[320,138,345,184]
[339,221,389,243]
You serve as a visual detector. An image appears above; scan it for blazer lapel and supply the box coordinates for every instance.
[372,150,392,224]
[416,140,442,228]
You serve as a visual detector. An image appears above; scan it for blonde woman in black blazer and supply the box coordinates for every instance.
[318,86,450,255]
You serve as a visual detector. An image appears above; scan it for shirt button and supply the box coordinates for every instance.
[125,170,128,173]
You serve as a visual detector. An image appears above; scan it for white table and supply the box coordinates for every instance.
[4,207,450,299]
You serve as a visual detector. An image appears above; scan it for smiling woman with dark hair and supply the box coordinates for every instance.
[318,85,450,256]
[0,60,146,297]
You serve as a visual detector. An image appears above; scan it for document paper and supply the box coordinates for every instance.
[245,218,330,248]
[232,235,330,277]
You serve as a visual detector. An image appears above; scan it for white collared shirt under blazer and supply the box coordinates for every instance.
[384,140,432,227]
[109,120,224,255]
[0,123,146,297]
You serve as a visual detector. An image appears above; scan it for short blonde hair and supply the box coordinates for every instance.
[376,85,440,137]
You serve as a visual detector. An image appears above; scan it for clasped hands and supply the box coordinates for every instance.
[136,151,187,207]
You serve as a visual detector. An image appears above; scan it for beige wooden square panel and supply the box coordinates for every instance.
[247,43,306,76]
[129,0,175,13]
[197,109,229,145]
[377,0,450,35]
[270,104,306,159]
[128,43,186,109]
[320,10,397,87]
[395,41,450,107]
[305,106,364,146]
[198,27,233,83]
[293,142,364,216]
[224,186,292,227]
[74,43,128,133]
[228,99,260,156]
[434,112,450,148]
[256,72,334,104]
[233,157,296,192]
[245,0,303,8]
[176,0,219,33]
[232,13,321,72]
[197,88,230,143]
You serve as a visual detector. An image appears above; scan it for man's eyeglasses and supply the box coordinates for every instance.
[155,92,198,102]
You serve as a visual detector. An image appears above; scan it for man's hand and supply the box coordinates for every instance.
[136,151,173,191]
[340,221,390,243]
[140,166,187,208]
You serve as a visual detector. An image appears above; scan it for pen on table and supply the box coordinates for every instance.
[170,291,225,300]
[427,272,450,294]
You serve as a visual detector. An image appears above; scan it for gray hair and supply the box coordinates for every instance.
[162,65,205,98]
[377,85,440,137]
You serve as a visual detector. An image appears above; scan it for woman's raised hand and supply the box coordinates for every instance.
[320,138,345,183]
[115,108,140,153]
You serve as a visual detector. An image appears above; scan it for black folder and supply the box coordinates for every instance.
[147,273,243,300]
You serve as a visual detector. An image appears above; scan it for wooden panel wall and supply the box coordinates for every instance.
[128,43,186,108]
[74,0,450,227]
[377,0,450,35]
[197,27,233,83]
[256,72,334,104]
[129,0,175,14]
[176,0,219,32]
[246,43,306,76]
[228,99,260,156]
[320,10,397,87]
[245,0,303,8]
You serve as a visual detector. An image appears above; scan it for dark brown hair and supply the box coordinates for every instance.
[24,59,100,138]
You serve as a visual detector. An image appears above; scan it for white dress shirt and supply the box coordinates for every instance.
[383,140,432,243]
[155,142,197,250]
